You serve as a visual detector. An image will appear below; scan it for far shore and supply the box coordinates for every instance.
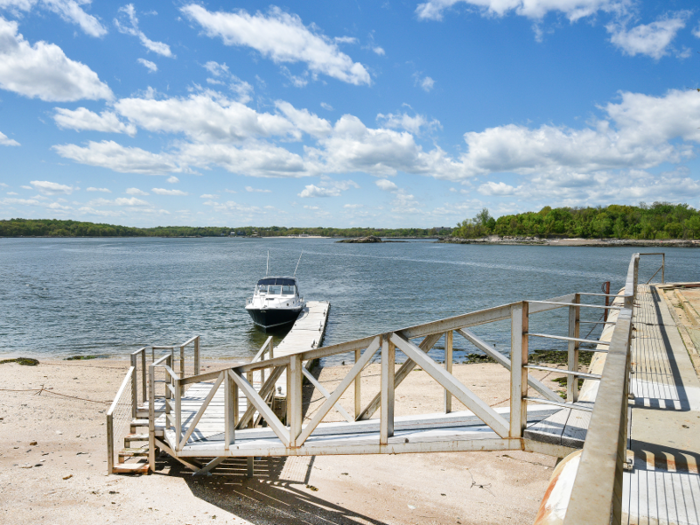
[441,236,700,247]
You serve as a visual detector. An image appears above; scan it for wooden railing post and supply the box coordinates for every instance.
[289,355,303,447]
[445,331,453,413]
[194,336,200,375]
[130,353,138,419]
[140,349,147,405]
[380,335,395,445]
[567,293,581,403]
[148,362,156,473]
[225,371,237,450]
[510,302,528,439]
[354,348,361,420]
[174,376,181,447]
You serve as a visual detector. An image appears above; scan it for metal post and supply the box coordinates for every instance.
[510,302,528,438]
[444,331,453,413]
[380,335,395,445]
[567,294,580,403]
[289,355,303,447]
[354,348,361,420]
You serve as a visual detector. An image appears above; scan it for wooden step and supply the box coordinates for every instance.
[112,461,149,474]
[118,448,148,463]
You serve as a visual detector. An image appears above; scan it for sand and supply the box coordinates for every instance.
[0,358,569,525]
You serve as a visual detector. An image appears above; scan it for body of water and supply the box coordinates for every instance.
[1,238,697,364]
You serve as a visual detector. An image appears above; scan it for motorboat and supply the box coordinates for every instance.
[245,276,305,330]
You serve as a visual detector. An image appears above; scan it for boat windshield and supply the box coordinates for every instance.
[281,285,296,295]
[256,284,267,294]
[268,285,282,295]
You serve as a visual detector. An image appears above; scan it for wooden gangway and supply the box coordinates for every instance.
[107,253,699,524]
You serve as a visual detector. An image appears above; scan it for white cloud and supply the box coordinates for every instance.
[478,181,518,195]
[224,189,237,193]
[200,194,218,199]
[86,187,110,193]
[1,197,40,205]
[320,102,333,111]
[416,0,626,22]
[166,175,179,183]
[0,130,19,146]
[115,196,149,206]
[1,1,107,37]
[181,5,371,85]
[373,46,385,56]
[275,101,332,138]
[125,187,148,195]
[152,188,187,196]
[418,75,434,92]
[30,180,74,195]
[114,92,295,143]
[344,203,363,208]
[138,58,157,72]
[0,17,113,101]
[53,107,136,135]
[21,185,31,189]
[377,112,440,135]
[376,179,398,191]
[202,61,253,103]
[298,178,359,198]
[52,140,184,174]
[303,205,319,210]
[607,13,689,59]
[6,191,18,195]
[43,0,107,37]
[115,4,173,57]
[693,22,700,38]
[391,189,419,213]
[246,186,271,193]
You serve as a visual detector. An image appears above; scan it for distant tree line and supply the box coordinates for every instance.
[0,219,452,238]
[453,203,700,240]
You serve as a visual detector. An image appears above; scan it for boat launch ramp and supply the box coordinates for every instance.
[106,253,700,524]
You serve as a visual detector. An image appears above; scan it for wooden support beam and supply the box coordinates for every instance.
[380,336,395,444]
[354,348,361,420]
[288,354,303,447]
[445,331,453,413]
[194,457,225,476]
[178,372,225,451]
[567,295,580,403]
[390,333,510,438]
[509,302,528,439]
[302,366,353,423]
[225,371,237,450]
[230,370,290,447]
[236,365,285,429]
[297,337,381,446]
[357,332,442,421]
[247,457,254,478]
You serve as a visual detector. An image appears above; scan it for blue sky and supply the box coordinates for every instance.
[1,0,699,228]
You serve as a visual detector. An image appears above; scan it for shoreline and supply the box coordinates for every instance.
[440,237,700,247]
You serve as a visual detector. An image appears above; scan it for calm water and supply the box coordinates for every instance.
[1,238,698,363]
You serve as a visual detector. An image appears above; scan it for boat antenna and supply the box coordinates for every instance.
[266,251,269,276]
[294,250,303,277]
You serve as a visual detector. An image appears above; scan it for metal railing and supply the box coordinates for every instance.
[106,366,135,474]
[562,252,663,524]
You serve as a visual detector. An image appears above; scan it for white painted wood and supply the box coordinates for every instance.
[354,348,361,420]
[390,333,510,438]
[229,370,289,447]
[178,372,225,451]
[445,331,453,413]
[288,354,303,447]
[510,302,528,439]
[567,296,580,403]
[380,337,395,444]
[224,371,236,450]
[301,366,353,423]
[297,337,381,446]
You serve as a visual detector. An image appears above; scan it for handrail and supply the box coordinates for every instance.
[106,366,134,474]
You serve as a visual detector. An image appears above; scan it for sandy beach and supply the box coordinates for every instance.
[0,357,573,525]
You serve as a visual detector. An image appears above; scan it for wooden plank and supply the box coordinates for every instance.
[510,302,528,439]
[178,372,225,451]
[561,403,592,448]
[524,408,570,445]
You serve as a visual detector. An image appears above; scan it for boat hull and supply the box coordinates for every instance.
[246,306,302,330]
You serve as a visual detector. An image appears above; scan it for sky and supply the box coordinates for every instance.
[0,0,699,228]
